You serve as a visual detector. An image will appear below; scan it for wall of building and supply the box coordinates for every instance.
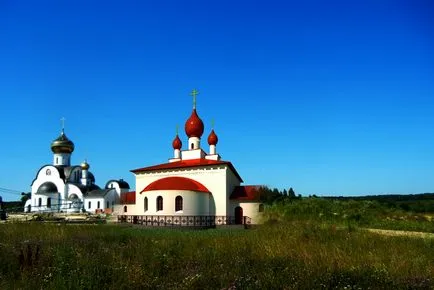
[140,190,210,215]
[229,201,264,224]
[30,165,66,212]
[84,197,104,213]
[134,165,230,216]
[225,169,242,216]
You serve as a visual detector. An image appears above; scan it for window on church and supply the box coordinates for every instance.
[97,201,100,209]
[191,143,194,149]
[106,201,109,209]
[38,198,42,208]
[124,206,127,213]
[46,169,51,176]
[144,197,148,212]
[47,198,51,208]
[175,196,183,212]
[88,201,91,209]
[157,196,163,211]
[259,204,264,212]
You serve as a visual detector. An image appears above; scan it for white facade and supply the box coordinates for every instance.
[141,190,210,215]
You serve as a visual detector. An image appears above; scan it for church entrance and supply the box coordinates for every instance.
[234,206,243,224]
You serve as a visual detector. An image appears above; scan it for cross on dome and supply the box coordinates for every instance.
[190,89,199,109]
[60,117,66,133]
[185,89,204,138]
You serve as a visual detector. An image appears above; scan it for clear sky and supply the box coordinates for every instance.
[1,0,433,201]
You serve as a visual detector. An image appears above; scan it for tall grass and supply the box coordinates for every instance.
[263,198,434,233]
[0,222,433,289]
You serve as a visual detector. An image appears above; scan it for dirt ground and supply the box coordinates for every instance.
[364,228,434,239]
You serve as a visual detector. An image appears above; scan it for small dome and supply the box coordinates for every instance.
[207,129,218,145]
[37,182,58,194]
[172,134,182,150]
[51,130,74,154]
[81,160,90,170]
[185,109,204,138]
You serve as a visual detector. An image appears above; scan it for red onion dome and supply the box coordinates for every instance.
[185,109,204,138]
[172,134,182,150]
[207,129,218,145]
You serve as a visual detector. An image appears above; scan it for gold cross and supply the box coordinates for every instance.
[60,117,66,131]
[190,89,199,109]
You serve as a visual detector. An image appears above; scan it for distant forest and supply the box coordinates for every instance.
[257,187,434,214]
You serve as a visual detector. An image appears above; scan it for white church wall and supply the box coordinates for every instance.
[31,166,66,212]
[31,192,62,212]
[84,197,105,213]
[229,201,264,224]
[133,165,229,216]
[67,184,84,200]
[225,169,242,216]
[53,153,70,166]
[65,184,85,213]
[141,190,210,215]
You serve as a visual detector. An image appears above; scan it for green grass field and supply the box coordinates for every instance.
[0,221,433,289]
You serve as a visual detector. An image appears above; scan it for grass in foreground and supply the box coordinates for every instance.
[0,222,433,289]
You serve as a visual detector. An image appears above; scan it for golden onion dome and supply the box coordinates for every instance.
[81,160,90,170]
[51,130,75,154]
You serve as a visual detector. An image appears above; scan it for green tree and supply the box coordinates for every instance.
[21,192,31,205]
[288,187,296,199]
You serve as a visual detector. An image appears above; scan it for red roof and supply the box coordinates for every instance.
[230,186,262,201]
[120,191,136,204]
[141,176,210,193]
[131,158,243,182]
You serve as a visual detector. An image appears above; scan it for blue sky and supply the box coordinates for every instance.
[1,0,433,201]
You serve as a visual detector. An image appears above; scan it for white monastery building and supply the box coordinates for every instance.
[122,91,264,224]
[24,128,130,213]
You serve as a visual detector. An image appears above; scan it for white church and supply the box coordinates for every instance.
[24,128,130,213]
[121,91,264,224]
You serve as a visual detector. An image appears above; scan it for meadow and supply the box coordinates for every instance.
[0,219,433,289]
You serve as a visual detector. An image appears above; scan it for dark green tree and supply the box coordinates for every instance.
[288,187,296,199]
[21,192,31,205]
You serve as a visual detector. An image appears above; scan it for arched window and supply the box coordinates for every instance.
[144,197,148,212]
[124,205,127,213]
[46,169,51,176]
[259,204,264,212]
[88,201,91,209]
[106,201,109,209]
[38,198,42,207]
[156,196,163,211]
[97,201,100,209]
[47,198,51,208]
[175,196,183,212]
